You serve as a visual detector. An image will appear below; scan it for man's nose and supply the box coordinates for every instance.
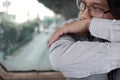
[80,9,92,20]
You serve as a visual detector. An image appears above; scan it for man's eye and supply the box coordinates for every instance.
[91,6,104,11]
[92,6,99,9]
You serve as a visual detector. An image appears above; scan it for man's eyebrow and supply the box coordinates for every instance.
[83,0,105,7]
[92,3,107,9]
[92,3,104,7]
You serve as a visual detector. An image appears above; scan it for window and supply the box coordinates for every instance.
[0,0,65,72]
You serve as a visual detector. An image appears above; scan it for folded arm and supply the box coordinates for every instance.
[48,18,120,47]
[49,18,120,77]
[49,35,120,71]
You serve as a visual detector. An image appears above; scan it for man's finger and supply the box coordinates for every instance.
[48,34,59,47]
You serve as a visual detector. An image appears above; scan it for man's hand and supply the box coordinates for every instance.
[48,19,91,47]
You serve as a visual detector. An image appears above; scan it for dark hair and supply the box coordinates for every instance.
[108,0,120,19]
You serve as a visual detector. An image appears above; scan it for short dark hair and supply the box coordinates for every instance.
[108,0,120,19]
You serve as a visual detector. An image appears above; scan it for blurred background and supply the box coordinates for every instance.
[0,0,79,71]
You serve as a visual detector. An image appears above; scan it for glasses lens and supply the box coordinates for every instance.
[76,0,86,11]
[80,1,86,11]
[76,0,107,18]
[88,5,104,18]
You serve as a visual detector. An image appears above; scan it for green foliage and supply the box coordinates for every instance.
[0,20,38,55]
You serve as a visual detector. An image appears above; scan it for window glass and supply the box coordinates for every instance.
[0,0,65,71]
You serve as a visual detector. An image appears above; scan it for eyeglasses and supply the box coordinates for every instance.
[76,0,111,18]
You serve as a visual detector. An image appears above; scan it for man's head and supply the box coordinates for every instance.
[76,0,120,20]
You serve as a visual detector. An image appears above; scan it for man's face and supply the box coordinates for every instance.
[79,0,113,20]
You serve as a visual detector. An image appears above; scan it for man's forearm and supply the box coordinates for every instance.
[48,18,91,47]
[49,35,120,78]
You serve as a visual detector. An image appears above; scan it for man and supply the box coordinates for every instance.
[48,0,120,80]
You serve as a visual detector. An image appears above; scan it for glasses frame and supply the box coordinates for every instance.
[76,0,111,18]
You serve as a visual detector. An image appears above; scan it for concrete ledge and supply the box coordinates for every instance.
[0,66,65,80]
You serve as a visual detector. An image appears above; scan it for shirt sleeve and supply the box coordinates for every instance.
[49,35,120,78]
[89,18,120,42]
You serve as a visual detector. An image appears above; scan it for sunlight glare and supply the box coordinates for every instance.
[1,0,55,23]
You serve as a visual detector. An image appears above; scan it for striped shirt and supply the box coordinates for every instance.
[49,18,120,78]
